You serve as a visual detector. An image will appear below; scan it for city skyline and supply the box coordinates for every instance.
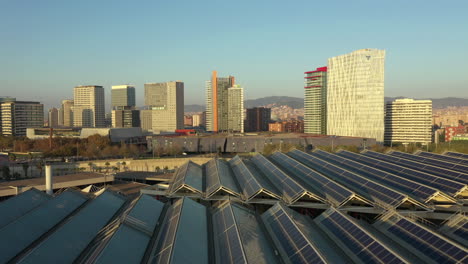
[1,1,467,111]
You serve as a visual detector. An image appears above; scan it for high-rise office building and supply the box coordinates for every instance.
[245,107,271,132]
[205,71,238,132]
[192,113,204,127]
[111,85,136,110]
[304,67,327,134]
[59,99,74,127]
[48,108,59,128]
[140,110,153,132]
[144,81,184,132]
[327,49,385,142]
[227,85,244,133]
[384,98,432,144]
[73,85,105,128]
[0,97,16,134]
[111,85,140,128]
[112,109,140,128]
[0,100,44,136]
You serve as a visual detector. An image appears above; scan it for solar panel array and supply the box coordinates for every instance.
[95,194,165,263]
[316,208,406,264]
[416,151,468,165]
[375,213,468,264]
[168,161,203,195]
[205,159,240,197]
[270,152,355,207]
[2,183,468,263]
[390,151,468,174]
[18,190,126,263]
[0,190,88,263]
[229,156,281,201]
[438,214,468,246]
[444,151,468,159]
[361,150,468,185]
[339,150,467,198]
[311,150,441,203]
[251,154,307,204]
[212,203,248,263]
[288,150,408,209]
[262,203,327,264]
[0,188,51,229]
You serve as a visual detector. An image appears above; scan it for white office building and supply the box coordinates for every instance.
[73,85,105,128]
[384,98,432,144]
[327,49,386,142]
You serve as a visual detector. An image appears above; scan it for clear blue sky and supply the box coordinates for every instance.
[1,0,467,111]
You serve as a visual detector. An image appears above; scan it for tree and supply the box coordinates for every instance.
[36,160,44,177]
[112,166,119,173]
[9,153,16,161]
[22,163,29,178]
[1,166,11,180]
[105,162,110,173]
[88,162,94,172]
[121,161,127,172]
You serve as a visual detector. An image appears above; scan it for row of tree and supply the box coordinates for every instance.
[0,134,146,159]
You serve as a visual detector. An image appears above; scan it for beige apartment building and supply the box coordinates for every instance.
[73,86,105,128]
[144,81,184,133]
[59,99,74,127]
[384,98,432,144]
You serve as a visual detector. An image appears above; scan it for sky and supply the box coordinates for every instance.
[1,0,467,111]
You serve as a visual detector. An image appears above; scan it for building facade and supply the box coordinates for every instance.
[384,99,432,144]
[59,99,74,127]
[205,71,236,132]
[111,85,139,128]
[227,85,244,133]
[112,110,141,128]
[268,120,304,133]
[245,107,271,132]
[144,81,184,132]
[111,85,136,110]
[192,113,204,127]
[0,100,44,136]
[48,108,59,128]
[445,125,466,142]
[327,49,385,142]
[304,66,327,134]
[73,86,105,128]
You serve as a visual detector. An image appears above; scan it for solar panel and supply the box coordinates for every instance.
[0,190,88,263]
[416,151,468,165]
[169,161,203,194]
[262,203,326,264]
[18,190,126,263]
[95,195,165,264]
[251,154,307,204]
[390,151,468,174]
[270,152,354,207]
[229,156,280,201]
[376,214,468,264]
[316,208,406,264]
[212,204,247,264]
[151,197,208,264]
[444,151,468,160]
[0,188,51,229]
[358,150,468,187]
[205,159,240,197]
[311,150,440,203]
[288,150,408,208]
[438,214,468,247]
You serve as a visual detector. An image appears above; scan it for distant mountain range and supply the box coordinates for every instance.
[185,96,468,112]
